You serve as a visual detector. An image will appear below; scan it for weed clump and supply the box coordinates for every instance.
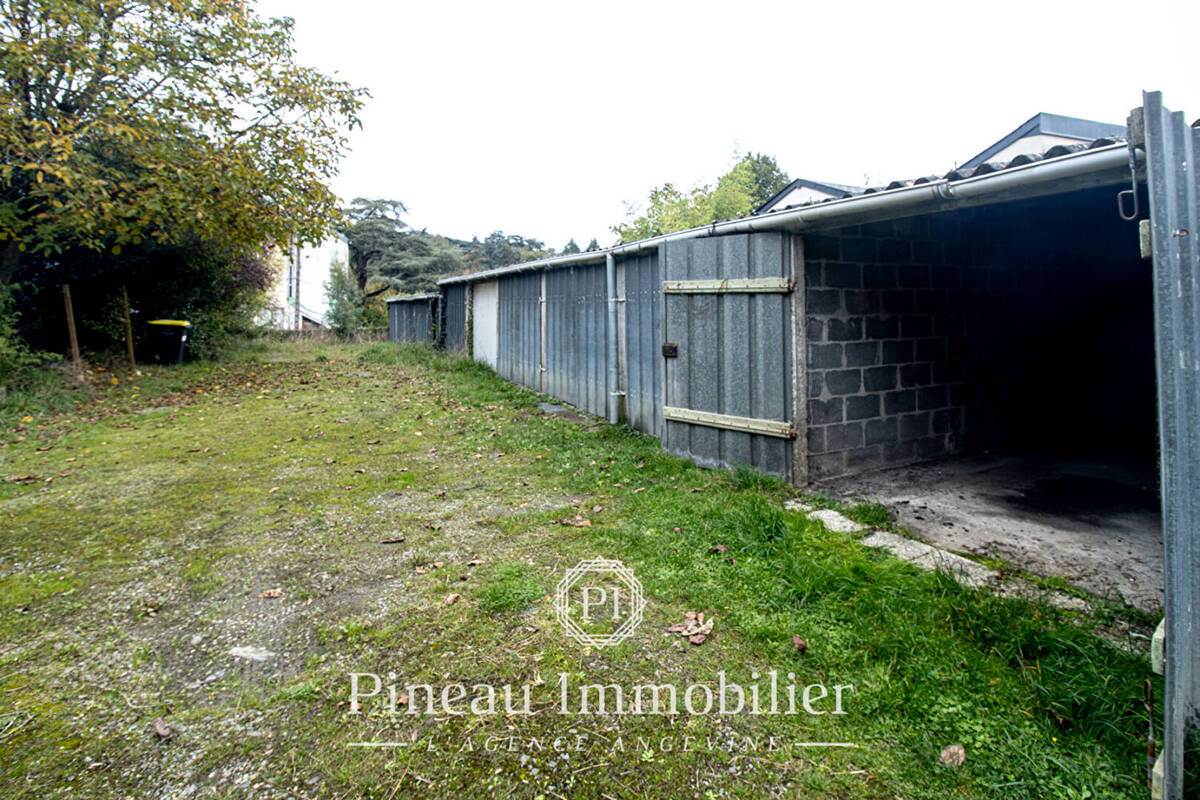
[476,563,543,614]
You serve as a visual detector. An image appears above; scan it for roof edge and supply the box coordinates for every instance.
[385,293,439,303]
[439,142,1132,287]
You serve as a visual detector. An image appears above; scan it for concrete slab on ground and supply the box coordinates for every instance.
[813,453,1163,612]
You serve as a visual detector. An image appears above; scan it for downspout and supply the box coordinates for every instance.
[605,252,619,424]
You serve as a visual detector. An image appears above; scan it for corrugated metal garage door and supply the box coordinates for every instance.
[660,233,796,481]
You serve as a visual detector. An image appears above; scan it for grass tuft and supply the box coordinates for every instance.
[475,563,544,614]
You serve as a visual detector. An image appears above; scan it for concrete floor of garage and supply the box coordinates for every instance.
[814,452,1164,613]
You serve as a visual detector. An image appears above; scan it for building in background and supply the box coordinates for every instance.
[260,236,349,329]
[753,178,863,214]
[755,112,1125,215]
[960,111,1125,169]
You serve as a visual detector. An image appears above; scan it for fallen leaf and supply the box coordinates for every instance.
[667,614,715,644]
[707,545,728,554]
[379,537,406,544]
[354,468,366,474]
[153,719,172,740]
[414,566,427,574]
[258,589,283,598]
[432,561,444,569]
[939,744,966,767]
[633,487,645,494]
[445,593,460,606]
[466,559,483,567]
[268,487,279,494]
[792,635,807,652]
[367,439,381,445]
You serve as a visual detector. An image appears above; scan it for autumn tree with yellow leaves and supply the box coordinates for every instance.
[0,0,365,282]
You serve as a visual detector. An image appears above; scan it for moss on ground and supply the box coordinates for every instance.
[0,341,1164,799]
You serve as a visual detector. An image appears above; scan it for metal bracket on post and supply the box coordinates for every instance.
[1119,106,1145,222]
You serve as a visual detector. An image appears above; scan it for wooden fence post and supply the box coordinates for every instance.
[62,283,81,376]
[121,286,135,369]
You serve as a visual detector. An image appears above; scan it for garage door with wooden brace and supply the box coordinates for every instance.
[660,232,801,482]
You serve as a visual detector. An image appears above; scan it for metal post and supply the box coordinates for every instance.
[539,272,547,394]
[605,252,619,424]
[789,236,808,486]
[1142,90,1200,800]
[293,242,302,330]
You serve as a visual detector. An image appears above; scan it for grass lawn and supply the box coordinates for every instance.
[0,341,1163,799]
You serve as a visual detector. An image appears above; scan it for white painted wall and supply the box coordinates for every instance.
[472,280,499,368]
[259,237,350,329]
[764,185,848,212]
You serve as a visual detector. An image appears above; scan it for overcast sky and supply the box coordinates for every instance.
[255,0,1200,250]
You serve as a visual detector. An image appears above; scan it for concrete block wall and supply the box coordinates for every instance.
[803,211,1013,480]
[801,189,1152,481]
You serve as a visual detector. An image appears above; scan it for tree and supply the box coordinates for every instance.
[741,153,791,209]
[0,0,366,283]
[342,198,410,292]
[585,238,600,252]
[477,231,551,269]
[481,231,518,269]
[324,262,363,336]
[612,182,712,242]
[561,238,580,255]
[709,158,757,222]
[369,232,464,295]
[341,198,466,296]
[10,234,275,359]
[612,153,791,243]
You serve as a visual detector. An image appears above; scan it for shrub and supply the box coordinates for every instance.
[325,262,364,336]
[0,283,48,386]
